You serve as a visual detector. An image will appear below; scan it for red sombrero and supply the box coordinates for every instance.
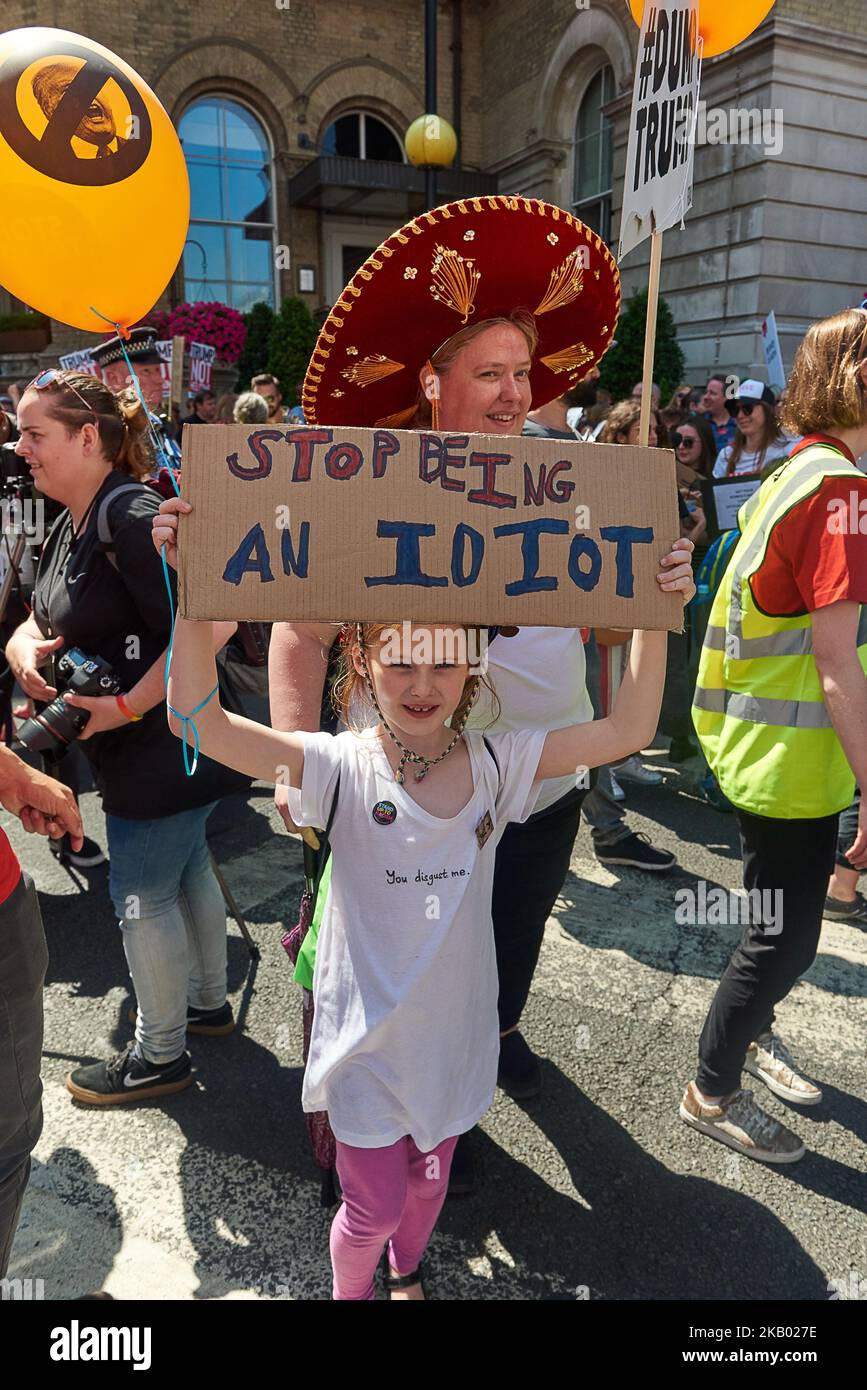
[303,195,620,427]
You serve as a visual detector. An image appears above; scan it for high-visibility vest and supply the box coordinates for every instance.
[692,442,867,819]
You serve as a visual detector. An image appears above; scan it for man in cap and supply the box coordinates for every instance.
[91,328,180,473]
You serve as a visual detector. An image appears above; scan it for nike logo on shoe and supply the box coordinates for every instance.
[123,1070,168,1087]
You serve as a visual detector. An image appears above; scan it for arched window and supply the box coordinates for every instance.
[573,66,615,244]
[321,111,404,163]
[179,97,276,310]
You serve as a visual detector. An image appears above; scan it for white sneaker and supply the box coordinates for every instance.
[614,755,663,786]
[744,1033,822,1106]
[679,1082,805,1163]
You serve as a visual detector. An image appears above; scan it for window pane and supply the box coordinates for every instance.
[179,102,220,158]
[229,282,275,312]
[185,224,227,282]
[330,114,361,158]
[228,226,273,283]
[188,158,224,220]
[185,279,229,303]
[226,164,271,223]
[222,101,269,160]
[364,116,403,162]
[573,67,614,204]
[574,133,600,200]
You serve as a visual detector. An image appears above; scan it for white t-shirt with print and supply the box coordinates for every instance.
[467,626,595,813]
[284,725,547,1153]
[713,436,799,478]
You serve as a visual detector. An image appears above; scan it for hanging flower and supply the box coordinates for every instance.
[156,302,248,364]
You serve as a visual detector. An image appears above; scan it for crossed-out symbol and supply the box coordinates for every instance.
[0,36,151,185]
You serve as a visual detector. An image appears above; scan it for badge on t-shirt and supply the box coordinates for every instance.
[372,800,397,826]
[475,809,494,850]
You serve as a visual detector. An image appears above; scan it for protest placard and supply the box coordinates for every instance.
[761,310,786,391]
[619,0,700,262]
[177,426,683,631]
[156,338,173,400]
[59,348,99,376]
[189,341,216,392]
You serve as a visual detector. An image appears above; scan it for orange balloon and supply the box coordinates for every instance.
[0,27,189,333]
[628,0,776,59]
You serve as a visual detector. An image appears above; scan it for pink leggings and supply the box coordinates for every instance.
[330,1134,459,1300]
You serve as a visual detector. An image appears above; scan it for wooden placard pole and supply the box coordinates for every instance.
[638,229,663,447]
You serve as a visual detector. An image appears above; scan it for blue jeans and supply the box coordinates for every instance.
[107,803,226,1065]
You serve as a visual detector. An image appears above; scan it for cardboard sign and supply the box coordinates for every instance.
[619,0,700,260]
[177,426,683,630]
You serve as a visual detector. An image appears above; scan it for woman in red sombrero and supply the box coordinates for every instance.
[267,196,696,1190]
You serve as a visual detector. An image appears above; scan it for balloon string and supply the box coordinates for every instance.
[90,310,195,772]
[166,686,219,778]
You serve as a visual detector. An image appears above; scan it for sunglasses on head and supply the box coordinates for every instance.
[28,369,98,422]
[671,431,697,449]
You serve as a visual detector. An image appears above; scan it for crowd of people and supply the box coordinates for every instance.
[0,197,865,1301]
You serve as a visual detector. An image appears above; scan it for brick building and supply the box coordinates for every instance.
[1,0,865,389]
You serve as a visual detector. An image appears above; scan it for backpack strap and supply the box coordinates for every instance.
[96,483,150,571]
[482,735,501,795]
[303,772,341,896]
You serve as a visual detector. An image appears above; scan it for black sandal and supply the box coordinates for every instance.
[382,1255,426,1300]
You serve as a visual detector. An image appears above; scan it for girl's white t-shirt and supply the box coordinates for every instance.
[467,626,595,813]
[285,725,546,1153]
[713,436,799,478]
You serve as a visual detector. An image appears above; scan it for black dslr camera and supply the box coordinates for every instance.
[17,648,122,754]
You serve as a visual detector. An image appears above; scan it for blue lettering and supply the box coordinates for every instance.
[568,534,602,591]
[493,518,569,596]
[451,523,484,587]
[222,523,274,585]
[600,525,653,598]
[280,522,310,578]
[364,520,448,588]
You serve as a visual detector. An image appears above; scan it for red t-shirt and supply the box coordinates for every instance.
[0,827,21,906]
[750,436,867,615]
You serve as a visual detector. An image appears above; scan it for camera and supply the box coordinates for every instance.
[16,648,121,754]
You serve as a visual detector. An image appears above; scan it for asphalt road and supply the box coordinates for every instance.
[4,746,866,1301]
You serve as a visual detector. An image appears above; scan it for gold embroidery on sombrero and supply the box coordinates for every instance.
[463,230,475,241]
[539,342,594,376]
[346,346,358,355]
[404,267,418,280]
[331,390,344,397]
[340,355,405,388]
[534,248,585,315]
[547,233,559,245]
[430,244,480,324]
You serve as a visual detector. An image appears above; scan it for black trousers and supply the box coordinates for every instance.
[696,808,839,1097]
[492,785,587,1033]
[0,873,46,1279]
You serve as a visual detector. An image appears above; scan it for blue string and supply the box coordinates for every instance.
[167,685,219,778]
[90,310,201,775]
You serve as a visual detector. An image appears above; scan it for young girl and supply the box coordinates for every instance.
[154,499,681,1300]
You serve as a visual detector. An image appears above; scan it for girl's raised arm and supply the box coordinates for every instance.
[167,615,306,789]
[535,629,668,781]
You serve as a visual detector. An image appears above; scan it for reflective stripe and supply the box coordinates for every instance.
[693,686,833,729]
[705,603,867,657]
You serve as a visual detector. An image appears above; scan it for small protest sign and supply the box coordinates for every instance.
[59,348,99,376]
[177,426,683,631]
[619,0,700,260]
[189,341,216,392]
[156,338,173,400]
[761,311,786,391]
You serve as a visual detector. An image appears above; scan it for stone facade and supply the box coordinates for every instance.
[1,0,864,386]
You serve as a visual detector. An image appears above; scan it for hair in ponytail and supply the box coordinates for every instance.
[33,371,153,480]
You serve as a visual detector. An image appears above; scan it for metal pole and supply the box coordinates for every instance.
[425,0,438,211]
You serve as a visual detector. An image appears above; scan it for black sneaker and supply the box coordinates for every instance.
[66,1042,192,1105]
[497,1029,543,1100]
[49,834,106,868]
[127,1001,235,1036]
[823,893,867,924]
[594,832,676,872]
[447,1129,476,1196]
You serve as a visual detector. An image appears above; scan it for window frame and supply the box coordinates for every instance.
[572,65,615,246]
[322,109,407,164]
[179,94,279,310]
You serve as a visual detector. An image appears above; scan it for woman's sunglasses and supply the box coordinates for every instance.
[671,432,698,449]
[28,369,98,422]
[735,402,757,417]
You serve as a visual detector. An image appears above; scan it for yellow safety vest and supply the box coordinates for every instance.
[693,442,867,819]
